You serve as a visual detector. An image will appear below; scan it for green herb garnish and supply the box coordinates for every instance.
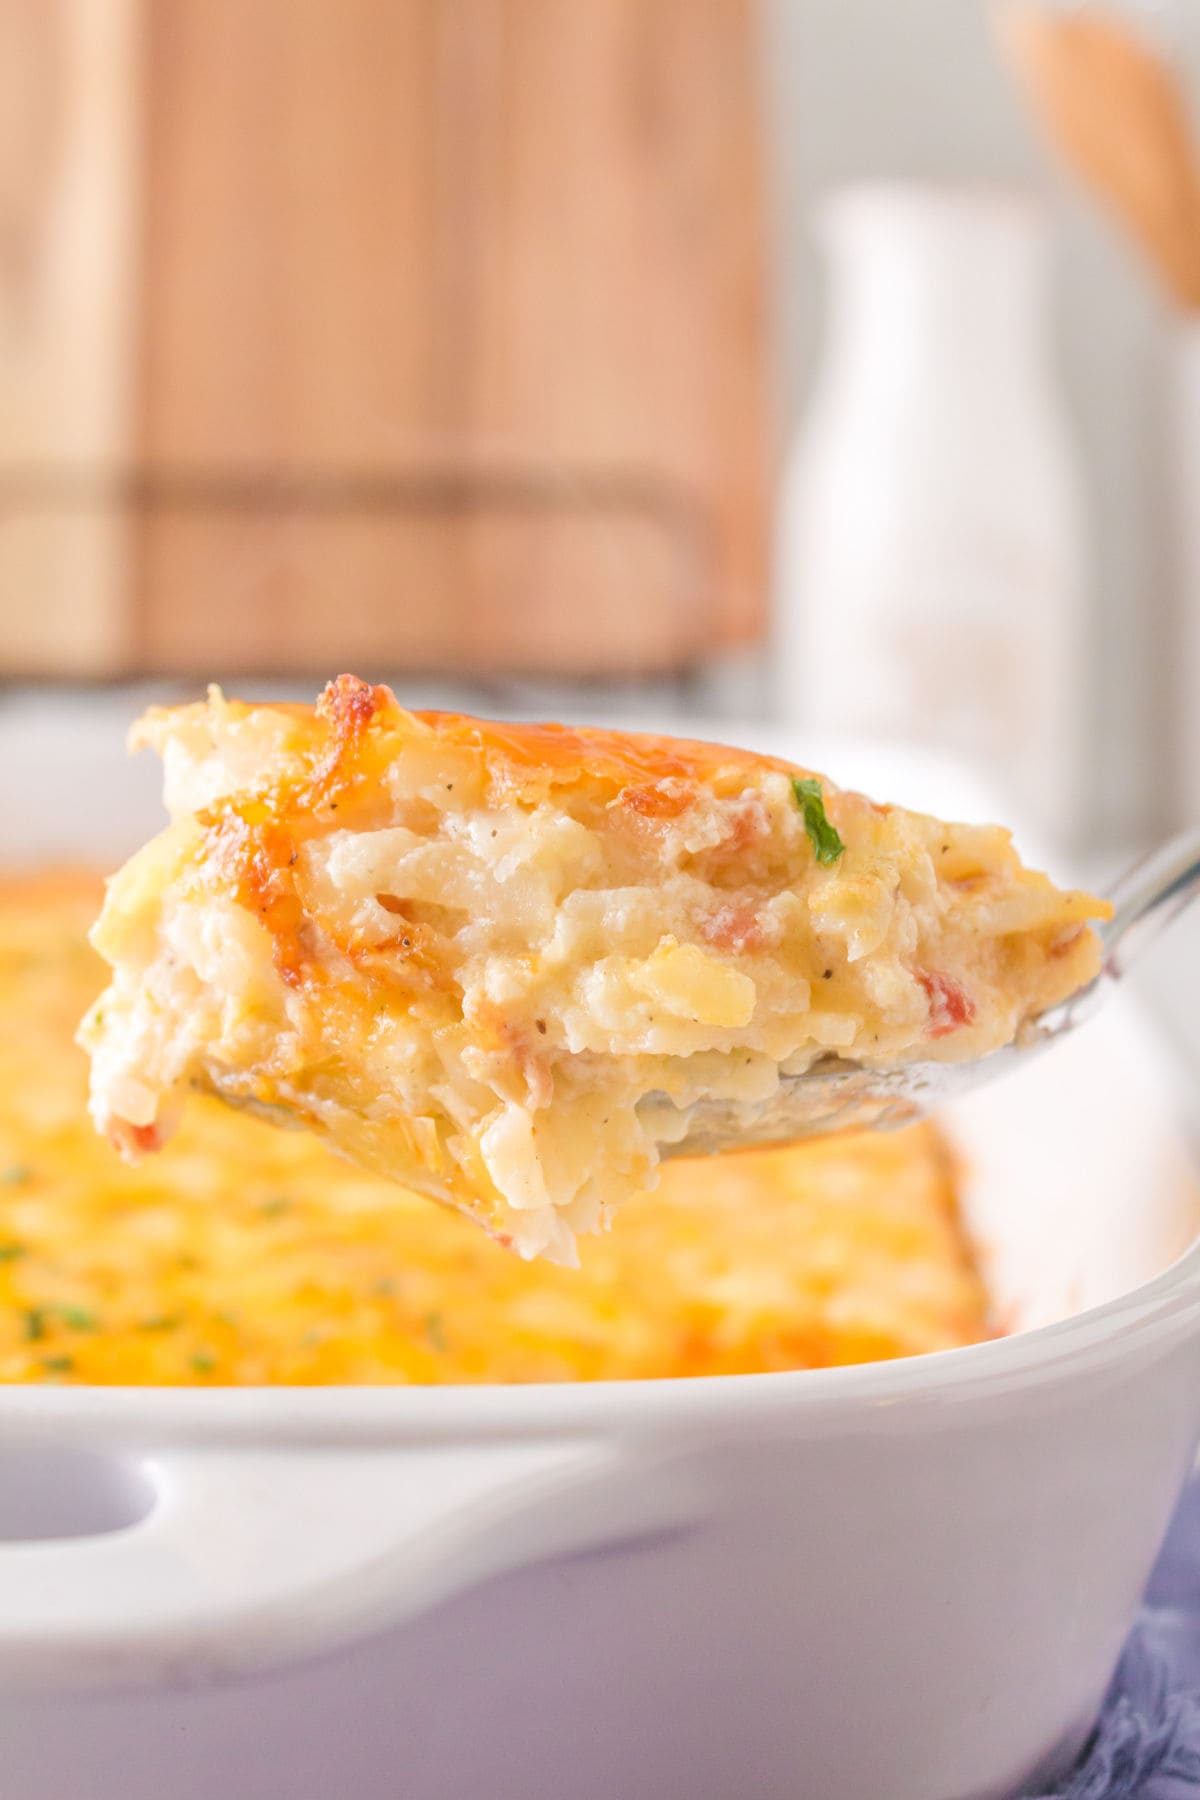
[190,1348,217,1375]
[259,1197,292,1218]
[22,1308,47,1342]
[0,1164,31,1186]
[40,1354,74,1376]
[423,1311,448,1353]
[138,1314,182,1333]
[58,1306,98,1333]
[0,1242,27,1263]
[791,777,845,866]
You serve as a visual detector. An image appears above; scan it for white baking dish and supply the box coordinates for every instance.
[0,700,1198,1800]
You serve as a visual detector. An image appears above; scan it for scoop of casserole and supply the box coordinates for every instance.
[80,676,1107,1262]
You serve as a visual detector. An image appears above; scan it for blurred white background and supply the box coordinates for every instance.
[762,0,1167,846]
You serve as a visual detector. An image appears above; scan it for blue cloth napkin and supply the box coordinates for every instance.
[1026,1480,1200,1797]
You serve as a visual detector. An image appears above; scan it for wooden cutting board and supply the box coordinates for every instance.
[0,0,768,678]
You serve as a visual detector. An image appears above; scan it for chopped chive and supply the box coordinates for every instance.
[0,1164,31,1186]
[259,1197,292,1218]
[791,776,845,866]
[0,1242,27,1263]
[423,1311,448,1353]
[138,1314,181,1333]
[22,1308,47,1342]
[190,1349,217,1375]
[58,1306,98,1333]
[40,1354,74,1375]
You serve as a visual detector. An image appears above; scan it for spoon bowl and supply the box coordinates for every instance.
[661,826,1200,1159]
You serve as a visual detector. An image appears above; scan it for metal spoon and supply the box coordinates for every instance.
[660,829,1200,1159]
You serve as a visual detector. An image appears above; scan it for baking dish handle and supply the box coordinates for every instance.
[0,1437,696,1693]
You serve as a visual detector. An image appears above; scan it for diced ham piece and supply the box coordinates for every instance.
[110,1120,163,1157]
[916,968,976,1038]
[700,903,777,954]
[617,780,696,822]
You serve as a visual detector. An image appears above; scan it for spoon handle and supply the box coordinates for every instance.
[1031,829,1200,1047]
[1101,828,1200,980]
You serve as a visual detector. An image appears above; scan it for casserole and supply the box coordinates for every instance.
[0,700,1197,1800]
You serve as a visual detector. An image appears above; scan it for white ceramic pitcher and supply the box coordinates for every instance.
[774,181,1089,844]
